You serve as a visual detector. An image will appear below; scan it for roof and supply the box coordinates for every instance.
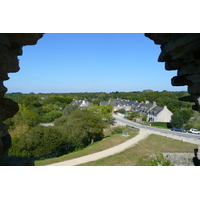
[148,106,164,115]
[70,99,91,109]
[132,102,141,109]
[100,100,136,107]
[120,101,136,106]
[100,101,109,105]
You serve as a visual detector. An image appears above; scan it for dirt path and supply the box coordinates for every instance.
[47,129,151,166]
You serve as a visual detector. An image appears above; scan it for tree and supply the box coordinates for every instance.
[41,110,62,123]
[68,109,106,144]
[145,91,159,103]
[55,109,106,145]
[23,95,41,108]
[117,108,125,114]
[88,104,113,123]
[11,124,29,137]
[9,126,63,158]
[170,112,184,127]
[127,111,140,120]
[92,99,101,105]
[170,109,193,128]
[62,104,79,117]
[180,109,193,124]
[42,96,73,107]
[13,110,40,127]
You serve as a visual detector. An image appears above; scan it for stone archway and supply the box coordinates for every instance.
[1,33,200,165]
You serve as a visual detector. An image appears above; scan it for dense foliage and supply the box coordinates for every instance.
[5,90,200,159]
[170,109,194,129]
[9,107,109,159]
[6,93,113,159]
[5,90,190,113]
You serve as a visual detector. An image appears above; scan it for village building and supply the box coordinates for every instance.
[101,99,173,123]
[100,99,136,111]
[147,105,173,123]
[131,101,173,122]
[70,99,91,110]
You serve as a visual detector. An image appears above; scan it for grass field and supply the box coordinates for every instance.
[35,126,138,166]
[35,125,198,166]
[78,134,198,166]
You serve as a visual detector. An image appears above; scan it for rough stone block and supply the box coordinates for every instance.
[188,83,200,94]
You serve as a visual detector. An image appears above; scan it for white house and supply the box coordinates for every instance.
[70,99,91,110]
[147,105,173,122]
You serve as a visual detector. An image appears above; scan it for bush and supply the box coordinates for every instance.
[142,115,147,122]
[117,108,125,114]
[110,127,125,135]
[170,112,184,127]
[41,110,62,123]
[151,122,168,128]
[62,104,79,117]
[9,126,63,159]
[13,110,40,127]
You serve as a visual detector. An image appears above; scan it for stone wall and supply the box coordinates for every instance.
[1,33,200,165]
[0,33,43,165]
[145,33,200,112]
[162,153,194,166]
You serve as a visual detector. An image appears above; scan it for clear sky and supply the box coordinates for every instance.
[5,33,187,93]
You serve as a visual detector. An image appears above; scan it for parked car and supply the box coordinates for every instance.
[189,128,200,134]
[171,127,187,132]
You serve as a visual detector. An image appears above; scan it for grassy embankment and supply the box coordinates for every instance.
[78,134,197,166]
[35,126,138,166]
[36,125,197,166]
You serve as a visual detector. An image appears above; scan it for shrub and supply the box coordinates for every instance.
[142,115,147,122]
[117,108,125,114]
[151,122,168,128]
[41,110,62,123]
[9,126,63,159]
[13,110,40,127]
[110,127,125,135]
[170,112,184,127]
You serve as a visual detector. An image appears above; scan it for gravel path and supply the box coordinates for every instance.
[47,129,151,166]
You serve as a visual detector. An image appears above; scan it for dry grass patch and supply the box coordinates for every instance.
[35,126,138,166]
[78,134,198,166]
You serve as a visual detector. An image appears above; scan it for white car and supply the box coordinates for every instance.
[189,128,200,134]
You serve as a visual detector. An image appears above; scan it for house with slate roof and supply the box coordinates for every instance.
[101,99,173,122]
[147,105,173,122]
[70,99,91,110]
[132,101,157,115]
[131,101,173,122]
[100,99,136,111]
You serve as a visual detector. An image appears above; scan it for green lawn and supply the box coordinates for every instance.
[35,127,138,166]
[78,134,198,166]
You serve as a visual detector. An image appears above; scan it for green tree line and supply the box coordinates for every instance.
[5,90,198,159]
[7,100,113,159]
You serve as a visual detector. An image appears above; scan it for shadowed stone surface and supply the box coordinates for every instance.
[0,33,43,166]
[145,33,200,112]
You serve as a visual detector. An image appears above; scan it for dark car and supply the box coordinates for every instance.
[171,127,187,132]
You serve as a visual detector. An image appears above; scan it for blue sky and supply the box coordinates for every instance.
[5,33,187,93]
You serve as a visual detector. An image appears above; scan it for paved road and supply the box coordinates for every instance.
[114,114,200,145]
[47,114,200,166]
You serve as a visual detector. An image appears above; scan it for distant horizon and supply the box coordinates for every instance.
[5,89,188,95]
